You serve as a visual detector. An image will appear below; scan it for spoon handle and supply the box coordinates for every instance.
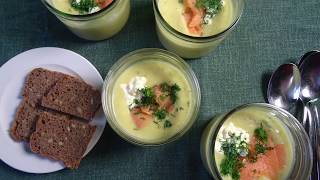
[302,105,311,130]
[305,103,319,180]
[310,104,320,180]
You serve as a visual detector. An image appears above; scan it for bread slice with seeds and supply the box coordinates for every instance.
[29,111,96,169]
[41,76,101,120]
[10,101,41,141]
[9,101,74,142]
[22,68,66,107]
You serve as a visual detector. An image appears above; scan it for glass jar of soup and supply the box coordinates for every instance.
[153,0,245,59]
[200,103,312,180]
[41,0,130,41]
[102,48,201,146]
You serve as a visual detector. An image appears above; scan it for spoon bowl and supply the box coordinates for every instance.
[299,52,320,102]
[298,50,320,67]
[267,63,301,110]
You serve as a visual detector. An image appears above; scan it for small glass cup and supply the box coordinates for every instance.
[200,103,312,179]
[41,0,130,41]
[153,0,245,59]
[102,48,201,146]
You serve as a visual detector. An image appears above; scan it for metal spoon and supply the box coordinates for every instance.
[267,54,319,179]
[267,63,301,111]
[299,51,320,179]
[299,51,320,128]
[267,62,316,179]
[299,52,320,128]
[298,50,319,67]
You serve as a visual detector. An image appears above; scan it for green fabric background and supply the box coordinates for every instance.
[0,0,320,179]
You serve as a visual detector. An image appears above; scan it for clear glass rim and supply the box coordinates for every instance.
[102,48,201,146]
[152,0,245,43]
[208,103,313,180]
[41,0,119,21]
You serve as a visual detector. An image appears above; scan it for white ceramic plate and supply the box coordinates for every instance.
[0,47,106,173]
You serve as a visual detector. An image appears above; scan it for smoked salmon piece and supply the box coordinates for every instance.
[153,85,174,112]
[240,137,286,180]
[183,0,204,35]
[140,106,153,115]
[130,107,152,129]
[95,0,113,9]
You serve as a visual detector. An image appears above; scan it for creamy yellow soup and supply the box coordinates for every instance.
[112,60,193,143]
[52,0,81,15]
[158,0,234,37]
[214,107,294,180]
[49,0,130,40]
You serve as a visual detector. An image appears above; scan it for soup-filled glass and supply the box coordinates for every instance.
[41,0,130,41]
[153,0,245,59]
[102,48,201,146]
[200,103,312,180]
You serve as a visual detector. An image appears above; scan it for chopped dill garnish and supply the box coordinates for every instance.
[196,0,223,24]
[154,109,167,120]
[135,87,156,106]
[219,134,248,180]
[131,83,181,129]
[71,0,98,14]
[255,143,266,154]
[196,0,223,14]
[164,120,172,128]
[219,124,275,179]
[254,124,268,142]
[160,82,171,92]
[170,83,181,103]
[249,124,273,163]
[160,83,181,104]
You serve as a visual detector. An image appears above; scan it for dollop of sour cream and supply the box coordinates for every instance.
[215,122,250,154]
[120,76,147,109]
[89,6,101,14]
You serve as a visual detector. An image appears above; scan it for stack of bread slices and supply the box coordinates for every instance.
[10,68,101,169]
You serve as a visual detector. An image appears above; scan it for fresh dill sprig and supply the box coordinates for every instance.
[154,109,168,120]
[249,124,273,163]
[132,83,181,129]
[160,83,181,104]
[196,0,223,14]
[220,134,248,180]
[135,87,156,106]
[71,0,98,14]
[196,0,223,24]
[163,120,172,128]
[254,124,268,142]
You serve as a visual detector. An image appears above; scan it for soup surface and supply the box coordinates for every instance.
[158,0,234,37]
[214,106,294,180]
[52,0,113,15]
[112,60,193,143]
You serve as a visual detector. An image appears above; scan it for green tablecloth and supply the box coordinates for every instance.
[0,0,320,179]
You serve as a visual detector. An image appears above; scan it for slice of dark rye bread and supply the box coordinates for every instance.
[30,111,96,169]
[9,101,75,142]
[41,76,101,121]
[22,68,67,107]
[10,101,41,141]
